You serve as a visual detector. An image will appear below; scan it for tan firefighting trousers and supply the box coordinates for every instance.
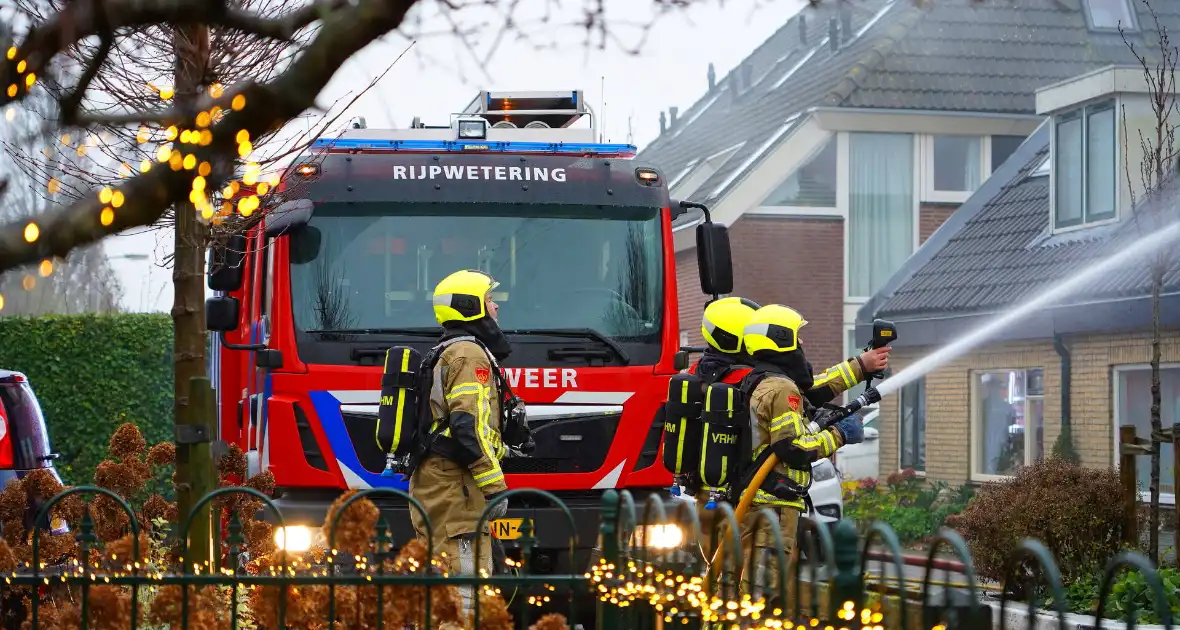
[702,504,799,603]
[409,455,495,612]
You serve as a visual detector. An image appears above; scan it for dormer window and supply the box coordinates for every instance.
[1083,0,1138,33]
[1053,100,1116,230]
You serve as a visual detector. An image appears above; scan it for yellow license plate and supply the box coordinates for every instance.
[490,518,534,540]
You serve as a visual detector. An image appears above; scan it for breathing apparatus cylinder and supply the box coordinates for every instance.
[661,373,704,495]
[376,346,425,477]
[698,382,743,510]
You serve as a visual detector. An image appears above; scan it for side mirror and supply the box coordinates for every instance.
[208,232,248,292]
[695,221,733,296]
[206,295,240,332]
[863,427,880,441]
[669,198,688,220]
[289,226,322,265]
[265,198,314,239]
[673,350,690,371]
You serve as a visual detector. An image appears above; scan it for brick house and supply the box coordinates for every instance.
[636,0,1165,383]
[856,64,1180,501]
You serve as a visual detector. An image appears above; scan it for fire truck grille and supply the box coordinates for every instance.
[339,410,619,476]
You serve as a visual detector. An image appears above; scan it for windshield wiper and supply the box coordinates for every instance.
[304,327,440,337]
[502,328,631,366]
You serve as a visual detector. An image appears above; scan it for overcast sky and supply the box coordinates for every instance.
[103,0,803,312]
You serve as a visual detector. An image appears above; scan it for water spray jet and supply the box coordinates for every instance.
[876,220,1180,399]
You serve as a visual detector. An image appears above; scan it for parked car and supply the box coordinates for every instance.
[0,370,68,535]
[833,407,880,481]
[799,407,884,560]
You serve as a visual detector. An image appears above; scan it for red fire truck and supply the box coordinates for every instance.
[205,90,733,574]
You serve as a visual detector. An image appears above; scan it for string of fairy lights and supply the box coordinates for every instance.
[586,556,893,630]
[2,46,283,313]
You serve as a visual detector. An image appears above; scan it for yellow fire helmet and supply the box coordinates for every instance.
[433,269,499,325]
[701,297,761,354]
[742,304,809,356]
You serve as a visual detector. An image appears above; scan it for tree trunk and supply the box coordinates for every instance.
[1149,267,1163,563]
[172,23,213,568]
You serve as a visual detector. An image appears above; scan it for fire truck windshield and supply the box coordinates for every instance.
[288,201,665,366]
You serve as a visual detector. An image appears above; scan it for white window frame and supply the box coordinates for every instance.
[898,376,927,476]
[679,330,689,348]
[969,368,1046,482]
[1113,362,1180,506]
[1049,99,1119,234]
[920,134,988,203]
[755,133,840,216]
[1082,0,1139,33]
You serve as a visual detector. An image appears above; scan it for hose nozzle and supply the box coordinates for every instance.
[846,387,881,415]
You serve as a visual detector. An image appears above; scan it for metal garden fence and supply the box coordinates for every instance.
[1,485,1175,629]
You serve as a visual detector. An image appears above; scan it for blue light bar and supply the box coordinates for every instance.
[310,137,637,156]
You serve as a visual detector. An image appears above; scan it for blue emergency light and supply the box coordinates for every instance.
[311,137,637,158]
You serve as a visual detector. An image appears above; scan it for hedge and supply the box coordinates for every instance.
[0,314,173,485]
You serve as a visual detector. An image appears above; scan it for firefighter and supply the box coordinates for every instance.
[737,304,866,601]
[689,298,891,402]
[685,298,888,557]
[409,269,512,612]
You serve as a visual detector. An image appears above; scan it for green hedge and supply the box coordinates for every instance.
[0,314,173,485]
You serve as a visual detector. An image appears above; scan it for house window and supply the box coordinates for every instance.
[679,330,689,347]
[1082,0,1138,32]
[991,135,1027,172]
[899,377,926,473]
[848,132,914,298]
[1054,101,1116,229]
[763,135,837,207]
[670,143,743,200]
[972,368,1045,479]
[1116,365,1180,500]
[931,135,983,194]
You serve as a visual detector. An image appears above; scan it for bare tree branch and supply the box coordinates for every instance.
[0,0,422,271]
[2,0,341,111]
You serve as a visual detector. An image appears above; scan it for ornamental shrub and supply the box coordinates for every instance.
[957,457,1127,589]
[0,313,173,485]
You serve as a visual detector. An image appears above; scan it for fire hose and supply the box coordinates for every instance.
[707,387,882,577]
[706,319,897,578]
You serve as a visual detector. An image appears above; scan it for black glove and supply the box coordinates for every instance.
[811,406,843,430]
[502,399,536,455]
[484,491,508,520]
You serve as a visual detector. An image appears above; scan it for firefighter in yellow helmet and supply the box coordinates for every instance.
[410,269,514,612]
[736,304,867,600]
[685,299,887,558]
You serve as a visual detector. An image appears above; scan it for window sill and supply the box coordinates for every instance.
[748,205,842,218]
[1137,490,1176,506]
[970,473,1014,484]
[1050,215,1119,235]
[922,189,974,204]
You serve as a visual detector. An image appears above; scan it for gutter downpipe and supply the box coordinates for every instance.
[1053,333,1071,430]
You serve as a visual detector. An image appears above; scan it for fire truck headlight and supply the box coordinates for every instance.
[274,525,314,552]
[457,119,487,140]
[639,524,685,549]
